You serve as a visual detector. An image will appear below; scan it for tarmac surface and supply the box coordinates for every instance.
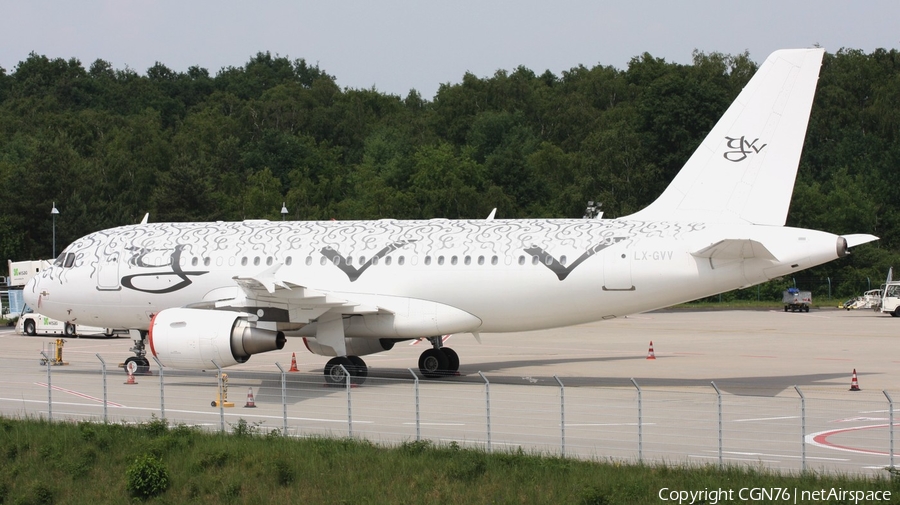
[1,307,898,475]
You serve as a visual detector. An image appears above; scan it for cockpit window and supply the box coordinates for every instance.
[54,253,66,267]
[63,253,76,268]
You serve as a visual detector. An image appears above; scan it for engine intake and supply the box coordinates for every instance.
[149,308,286,369]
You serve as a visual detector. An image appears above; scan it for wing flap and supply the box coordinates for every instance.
[230,268,386,322]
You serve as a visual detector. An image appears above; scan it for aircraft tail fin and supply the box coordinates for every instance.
[625,48,825,226]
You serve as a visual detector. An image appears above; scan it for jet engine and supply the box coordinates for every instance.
[149,308,286,369]
[302,336,396,357]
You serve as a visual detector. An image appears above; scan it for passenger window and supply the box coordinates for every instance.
[204,257,211,266]
[491,256,499,266]
[286,256,292,266]
[192,257,198,267]
[253,257,260,266]
[241,257,248,266]
[398,256,405,266]
[477,256,484,265]
[438,256,445,265]
[518,256,525,265]
[385,256,392,266]
[266,256,273,266]
[560,255,567,266]
[464,256,471,265]
[320,257,327,266]
[532,256,539,265]
[451,256,458,265]
[425,256,432,265]
[306,257,312,266]
[216,257,223,267]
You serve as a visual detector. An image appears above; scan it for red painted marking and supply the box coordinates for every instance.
[812,424,899,456]
[34,382,125,407]
[147,313,158,357]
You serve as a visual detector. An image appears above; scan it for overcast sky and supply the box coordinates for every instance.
[2,1,898,99]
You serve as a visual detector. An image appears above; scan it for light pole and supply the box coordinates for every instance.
[51,203,59,258]
[281,202,288,221]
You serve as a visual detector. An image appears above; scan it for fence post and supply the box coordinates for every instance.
[275,362,287,437]
[408,368,420,442]
[40,351,52,422]
[711,381,723,469]
[794,385,806,473]
[885,390,895,470]
[479,371,491,452]
[152,356,165,421]
[96,354,108,423]
[554,375,565,458]
[341,364,352,437]
[631,378,642,463]
[212,361,225,434]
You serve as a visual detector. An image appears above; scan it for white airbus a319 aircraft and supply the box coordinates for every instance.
[25,48,876,383]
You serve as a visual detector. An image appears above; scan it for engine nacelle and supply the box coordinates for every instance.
[302,336,396,357]
[149,308,286,369]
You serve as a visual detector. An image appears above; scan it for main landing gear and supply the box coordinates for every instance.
[323,356,368,386]
[321,336,461,384]
[412,336,461,378]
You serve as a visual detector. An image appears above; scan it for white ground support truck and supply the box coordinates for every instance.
[880,283,900,316]
[7,259,116,337]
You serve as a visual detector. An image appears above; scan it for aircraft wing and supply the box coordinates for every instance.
[217,265,385,323]
[692,239,778,261]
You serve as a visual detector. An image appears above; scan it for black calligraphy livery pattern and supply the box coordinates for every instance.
[47,219,705,291]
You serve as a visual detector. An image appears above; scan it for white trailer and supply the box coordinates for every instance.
[782,288,811,312]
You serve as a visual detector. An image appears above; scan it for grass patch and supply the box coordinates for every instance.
[0,416,896,503]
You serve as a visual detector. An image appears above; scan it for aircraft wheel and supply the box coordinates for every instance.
[418,348,449,378]
[348,355,368,385]
[64,323,76,336]
[24,319,36,336]
[324,356,354,385]
[441,347,460,372]
[125,356,151,375]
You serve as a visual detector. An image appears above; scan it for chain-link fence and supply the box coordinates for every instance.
[1,353,895,476]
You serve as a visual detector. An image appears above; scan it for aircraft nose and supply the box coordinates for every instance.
[23,276,39,307]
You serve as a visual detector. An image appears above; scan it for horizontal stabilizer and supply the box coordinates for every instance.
[692,239,778,261]
[842,234,879,248]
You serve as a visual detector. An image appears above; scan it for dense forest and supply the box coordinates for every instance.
[0,48,898,300]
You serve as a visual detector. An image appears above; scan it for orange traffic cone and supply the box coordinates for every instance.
[646,341,656,360]
[849,369,861,391]
[124,371,137,385]
[244,388,257,408]
[289,352,299,372]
